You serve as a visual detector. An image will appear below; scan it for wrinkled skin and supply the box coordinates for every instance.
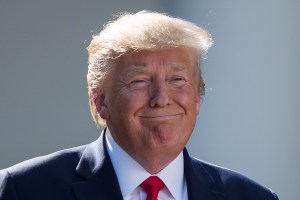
[94,47,201,173]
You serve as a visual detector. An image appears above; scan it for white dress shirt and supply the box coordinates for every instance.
[105,129,188,200]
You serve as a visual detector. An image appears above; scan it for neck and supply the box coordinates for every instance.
[129,150,180,174]
[123,145,183,174]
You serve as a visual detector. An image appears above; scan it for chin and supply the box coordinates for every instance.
[155,129,185,146]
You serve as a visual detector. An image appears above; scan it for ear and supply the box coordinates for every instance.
[91,89,110,120]
[195,81,202,114]
[195,94,201,114]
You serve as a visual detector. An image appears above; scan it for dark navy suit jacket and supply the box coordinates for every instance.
[0,129,279,200]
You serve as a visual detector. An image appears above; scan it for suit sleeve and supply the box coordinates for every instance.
[0,169,19,200]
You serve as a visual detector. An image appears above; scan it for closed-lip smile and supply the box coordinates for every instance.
[139,114,182,119]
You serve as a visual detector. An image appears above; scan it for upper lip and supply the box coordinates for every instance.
[139,114,182,118]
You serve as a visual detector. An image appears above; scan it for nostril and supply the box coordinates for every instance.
[149,89,170,108]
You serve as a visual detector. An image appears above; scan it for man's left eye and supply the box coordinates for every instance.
[170,77,186,86]
[173,77,184,81]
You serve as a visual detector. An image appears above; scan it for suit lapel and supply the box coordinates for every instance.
[72,128,123,200]
[183,149,228,200]
[71,129,228,200]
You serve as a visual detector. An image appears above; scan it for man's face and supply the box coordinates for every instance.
[99,47,200,167]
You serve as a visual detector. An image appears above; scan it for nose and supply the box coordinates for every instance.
[149,78,170,108]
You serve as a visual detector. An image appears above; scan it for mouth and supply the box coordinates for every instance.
[139,114,182,120]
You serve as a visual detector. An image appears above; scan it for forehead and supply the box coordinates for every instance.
[115,47,196,72]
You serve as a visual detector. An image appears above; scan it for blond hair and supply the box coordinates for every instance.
[87,10,213,126]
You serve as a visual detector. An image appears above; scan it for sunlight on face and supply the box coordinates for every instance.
[100,47,200,167]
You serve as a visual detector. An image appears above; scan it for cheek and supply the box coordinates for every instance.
[112,90,148,116]
[174,88,199,111]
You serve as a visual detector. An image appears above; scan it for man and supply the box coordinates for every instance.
[0,11,278,200]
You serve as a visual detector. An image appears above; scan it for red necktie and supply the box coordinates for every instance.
[140,176,165,200]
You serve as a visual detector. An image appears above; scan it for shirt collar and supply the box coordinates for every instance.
[105,128,185,200]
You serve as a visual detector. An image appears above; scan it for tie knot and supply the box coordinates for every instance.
[140,176,165,200]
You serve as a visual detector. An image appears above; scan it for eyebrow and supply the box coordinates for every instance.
[122,66,149,81]
[122,63,187,80]
[169,64,186,72]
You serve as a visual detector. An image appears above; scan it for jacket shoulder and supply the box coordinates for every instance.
[189,157,279,200]
[0,145,87,200]
[4,145,86,177]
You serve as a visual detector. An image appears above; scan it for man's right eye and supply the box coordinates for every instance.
[129,79,149,89]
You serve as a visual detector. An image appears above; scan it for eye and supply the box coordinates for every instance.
[129,79,149,89]
[169,76,186,87]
